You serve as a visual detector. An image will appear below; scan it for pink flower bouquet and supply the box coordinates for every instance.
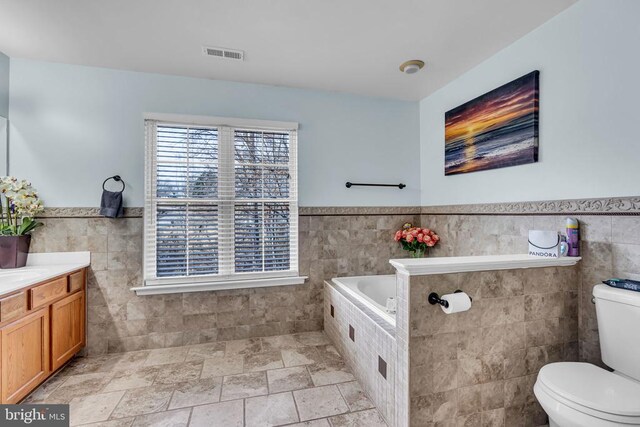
[394,223,439,257]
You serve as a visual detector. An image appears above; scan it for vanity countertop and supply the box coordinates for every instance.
[390,253,581,276]
[0,251,90,296]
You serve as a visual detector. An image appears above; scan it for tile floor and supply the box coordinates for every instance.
[24,332,388,427]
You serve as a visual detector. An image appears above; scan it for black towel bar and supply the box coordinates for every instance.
[346,182,405,189]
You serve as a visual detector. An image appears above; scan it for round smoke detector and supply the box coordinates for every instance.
[399,60,425,74]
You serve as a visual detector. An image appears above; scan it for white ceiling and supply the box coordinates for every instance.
[0,0,577,101]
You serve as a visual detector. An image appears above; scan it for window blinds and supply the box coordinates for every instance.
[144,118,299,287]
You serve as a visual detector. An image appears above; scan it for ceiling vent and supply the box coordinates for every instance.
[202,46,244,61]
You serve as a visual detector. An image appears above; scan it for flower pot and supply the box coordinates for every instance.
[408,250,424,258]
[408,248,430,258]
[0,235,32,269]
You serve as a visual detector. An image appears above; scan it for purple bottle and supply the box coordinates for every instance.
[566,218,580,257]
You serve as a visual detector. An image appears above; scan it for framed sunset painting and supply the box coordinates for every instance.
[444,70,539,175]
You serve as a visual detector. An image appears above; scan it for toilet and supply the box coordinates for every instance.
[534,284,640,426]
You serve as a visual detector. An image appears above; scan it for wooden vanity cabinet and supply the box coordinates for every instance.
[51,290,85,371]
[0,308,50,403]
[0,268,87,403]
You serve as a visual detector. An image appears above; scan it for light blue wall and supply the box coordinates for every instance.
[420,0,640,206]
[0,51,9,118]
[9,59,419,207]
[16,0,634,209]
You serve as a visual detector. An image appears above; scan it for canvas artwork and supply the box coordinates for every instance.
[444,70,539,175]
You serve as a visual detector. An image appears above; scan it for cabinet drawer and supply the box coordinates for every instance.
[29,278,67,310]
[0,292,27,323]
[68,270,85,293]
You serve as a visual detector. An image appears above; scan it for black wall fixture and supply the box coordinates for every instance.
[345,182,406,189]
[102,175,125,192]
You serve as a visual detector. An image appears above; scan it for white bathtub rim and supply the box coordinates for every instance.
[331,275,396,327]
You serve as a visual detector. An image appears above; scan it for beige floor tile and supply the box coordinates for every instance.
[186,342,226,361]
[189,400,244,427]
[329,409,387,426]
[281,347,323,367]
[27,334,387,427]
[143,348,188,366]
[62,355,120,376]
[307,361,355,386]
[245,392,299,427]
[21,373,67,403]
[77,419,134,427]
[220,371,268,401]
[110,384,174,418]
[48,372,114,403]
[103,367,159,392]
[62,372,112,388]
[314,345,343,363]
[293,332,330,347]
[266,366,313,393]
[261,334,302,351]
[168,377,222,409]
[337,381,374,411]
[244,351,284,372]
[131,408,191,427]
[100,351,150,372]
[200,355,244,378]
[293,385,349,421]
[285,420,330,427]
[153,361,203,385]
[225,338,262,355]
[69,391,125,426]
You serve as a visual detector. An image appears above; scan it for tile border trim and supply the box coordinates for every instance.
[299,206,422,216]
[422,196,640,216]
[40,206,422,218]
[39,207,144,218]
[38,196,640,218]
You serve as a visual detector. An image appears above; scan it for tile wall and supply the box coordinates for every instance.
[31,210,419,355]
[421,213,640,368]
[30,205,640,426]
[406,266,579,426]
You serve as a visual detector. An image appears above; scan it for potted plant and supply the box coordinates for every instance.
[394,223,439,258]
[0,177,44,268]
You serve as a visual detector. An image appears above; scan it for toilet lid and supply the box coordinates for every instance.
[538,362,640,417]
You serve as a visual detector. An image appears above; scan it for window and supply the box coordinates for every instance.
[140,114,302,294]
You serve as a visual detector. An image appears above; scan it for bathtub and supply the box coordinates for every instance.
[331,275,396,326]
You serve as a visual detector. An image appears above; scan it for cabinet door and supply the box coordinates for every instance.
[51,291,85,371]
[1,308,50,403]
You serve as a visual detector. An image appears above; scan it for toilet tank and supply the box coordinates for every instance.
[593,284,640,381]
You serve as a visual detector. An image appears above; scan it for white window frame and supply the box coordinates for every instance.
[134,113,305,295]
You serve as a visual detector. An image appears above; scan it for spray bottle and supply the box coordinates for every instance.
[566,218,580,257]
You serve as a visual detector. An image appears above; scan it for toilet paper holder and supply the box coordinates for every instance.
[428,290,472,308]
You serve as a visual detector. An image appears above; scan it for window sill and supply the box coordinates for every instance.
[131,276,308,295]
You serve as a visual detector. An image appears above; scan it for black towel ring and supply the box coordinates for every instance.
[102,175,125,192]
